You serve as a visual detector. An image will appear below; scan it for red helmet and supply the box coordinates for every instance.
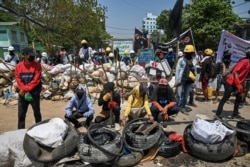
[159,78,168,86]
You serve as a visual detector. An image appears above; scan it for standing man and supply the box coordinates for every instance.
[4,45,19,66]
[79,39,93,64]
[175,44,196,115]
[165,48,176,69]
[215,48,250,119]
[199,48,213,102]
[15,47,42,129]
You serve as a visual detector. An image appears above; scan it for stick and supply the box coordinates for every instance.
[110,91,114,128]
[0,58,14,71]
[135,121,158,135]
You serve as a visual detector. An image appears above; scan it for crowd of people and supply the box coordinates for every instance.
[4,39,250,131]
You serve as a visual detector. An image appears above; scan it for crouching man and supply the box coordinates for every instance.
[95,82,121,131]
[150,78,179,122]
[64,84,94,128]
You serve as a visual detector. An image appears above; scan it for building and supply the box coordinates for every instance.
[142,13,158,34]
[0,22,28,58]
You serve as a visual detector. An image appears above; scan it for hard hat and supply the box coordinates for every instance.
[81,39,88,44]
[204,48,213,56]
[41,52,48,57]
[106,47,111,52]
[8,46,14,51]
[159,78,168,86]
[124,49,129,55]
[184,45,195,53]
[130,50,135,54]
[109,53,114,57]
[168,48,173,52]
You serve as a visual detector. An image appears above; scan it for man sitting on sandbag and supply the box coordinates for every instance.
[64,84,94,128]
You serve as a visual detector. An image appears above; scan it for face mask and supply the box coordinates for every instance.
[83,44,88,49]
[9,51,15,56]
[28,56,35,62]
[185,53,193,60]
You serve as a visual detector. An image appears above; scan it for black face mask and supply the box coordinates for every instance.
[28,56,35,62]
[83,44,88,49]
[9,51,15,56]
[185,53,193,60]
[158,86,168,94]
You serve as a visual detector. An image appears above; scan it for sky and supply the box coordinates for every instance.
[97,0,250,39]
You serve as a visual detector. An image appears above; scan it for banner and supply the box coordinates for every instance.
[158,28,195,52]
[137,49,154,65]
[216,30,250,63]
[169,0,184,38]
[133,28,147,54]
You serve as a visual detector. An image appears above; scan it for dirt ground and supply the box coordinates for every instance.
[1,94,250,167]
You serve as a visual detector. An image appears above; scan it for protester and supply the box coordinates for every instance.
[95,82,121,131]
[64,84,94,128]
[79,39,93,64]
[175,44,196,115]
[150,78,179,122]
[130,50,138,66]
[15,47,42,129]
[122,49,131,66]
[4,45,19,66]
[165,47,176,69]
[199,48,213,102]
[215,48,250,119]
[121,79,154,126]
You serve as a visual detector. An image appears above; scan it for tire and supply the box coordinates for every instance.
[236,120,250,147]
[114,151,143,167]
[184,124,236,162]
[157,131,182,158]
[78,125,122,163]
[124,118,163,151]
[234,139,248,157]
[23,119,78,163]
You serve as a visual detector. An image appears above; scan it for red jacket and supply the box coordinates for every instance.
[226,59,250,86]
[15,61,42,93]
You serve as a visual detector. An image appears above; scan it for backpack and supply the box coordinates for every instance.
[209,58,217,78]
[83,48,89,61]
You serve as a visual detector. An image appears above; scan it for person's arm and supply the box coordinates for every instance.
[21,63,42,92]
[83,97,95,117]
[123,95,133,119]
[65,98,75,117]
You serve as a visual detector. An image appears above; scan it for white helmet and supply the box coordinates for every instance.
[8,46,14,51]
[178,51,183,57]
[109,53,114,57]
[41,52,48,57]
[130,50,135,54]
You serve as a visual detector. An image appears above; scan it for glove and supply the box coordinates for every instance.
[68,114,75,119]
[108,101,118,109]
[103,92,111,101]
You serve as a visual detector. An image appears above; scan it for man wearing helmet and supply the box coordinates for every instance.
[130,50,137,66]
[64,84,94,128]
[122,49,131,66]
[215,47,250,119]
[150,78,179,122]
[199,48,214,102]
[175,44,196,115]
[79,39,93,64]
[4,46,19,66]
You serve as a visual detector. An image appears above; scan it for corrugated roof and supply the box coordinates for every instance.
[0,22,19,26]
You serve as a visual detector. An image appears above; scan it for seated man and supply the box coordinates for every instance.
[121,82,154,127]
[64,84,94,128]
[150,78,179,122]
[95,82,121,131]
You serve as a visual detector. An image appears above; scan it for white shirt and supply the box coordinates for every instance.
[4,53,19,66]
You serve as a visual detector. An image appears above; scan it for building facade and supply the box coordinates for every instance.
[0,22,28,58]
[142,13,158,35]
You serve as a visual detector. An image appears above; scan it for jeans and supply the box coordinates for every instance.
[18,94,41,129]
[150,105,179,122]
[216,82,242,116]
[176,83,193,109]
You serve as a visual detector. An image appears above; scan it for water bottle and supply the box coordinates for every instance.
[25,92,33,102]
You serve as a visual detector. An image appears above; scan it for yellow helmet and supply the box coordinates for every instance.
[184,45,195,53]
[106,47,111,52]
[124,49,129,55]
[81,39,88,44]
[204,48,213,56]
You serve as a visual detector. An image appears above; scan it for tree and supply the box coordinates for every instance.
[0,0,110,54]
[182,0,243,50]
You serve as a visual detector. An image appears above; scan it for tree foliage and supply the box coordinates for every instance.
[157,0,243,50]
[0,0,110,54]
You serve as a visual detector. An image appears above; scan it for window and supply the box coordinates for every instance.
[11,31,17,42]
[0,30,8,41]
[20,32,25,42]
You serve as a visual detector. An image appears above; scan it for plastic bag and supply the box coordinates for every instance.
[191,117,234,144]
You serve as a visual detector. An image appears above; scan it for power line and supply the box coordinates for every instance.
[237,11,249,15]
[232,2,249,8]
[106,25,134,31]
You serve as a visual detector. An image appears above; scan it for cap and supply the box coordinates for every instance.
[22,47,35,56]
[159,78,168,86]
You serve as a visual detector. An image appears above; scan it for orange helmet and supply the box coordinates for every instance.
[159,78,168,86]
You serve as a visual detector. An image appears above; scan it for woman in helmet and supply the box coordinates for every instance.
[150,78,179,122]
